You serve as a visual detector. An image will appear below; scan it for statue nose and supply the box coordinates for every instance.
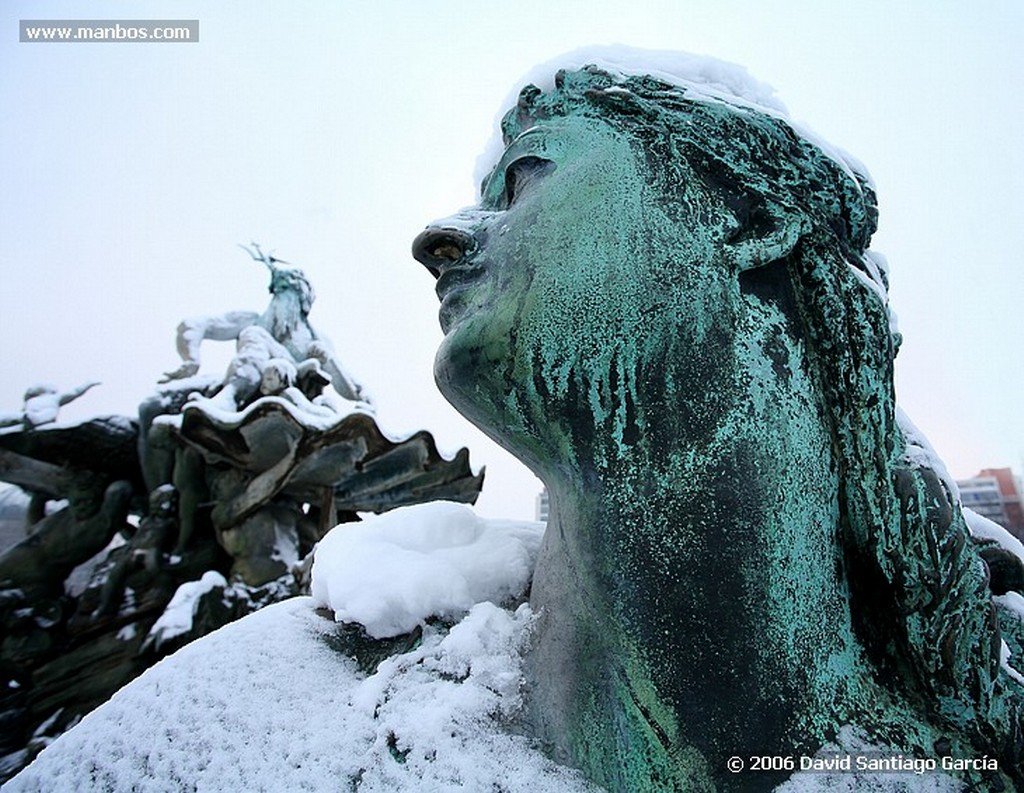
[412,228,475,278]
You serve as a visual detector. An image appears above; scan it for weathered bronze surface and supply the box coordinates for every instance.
[414,64,1023,791]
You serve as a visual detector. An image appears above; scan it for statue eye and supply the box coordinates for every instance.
[504,156,555,207]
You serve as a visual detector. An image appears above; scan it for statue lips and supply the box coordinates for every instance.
[435,263,486,333]
[435,263,484,302]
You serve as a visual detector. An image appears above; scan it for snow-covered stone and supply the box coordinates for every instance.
[311,501,544,638]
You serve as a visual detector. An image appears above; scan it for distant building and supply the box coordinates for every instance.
[957,467,1024,540]
[536,488,550,523]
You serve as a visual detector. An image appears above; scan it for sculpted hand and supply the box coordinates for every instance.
[306,341,331,363]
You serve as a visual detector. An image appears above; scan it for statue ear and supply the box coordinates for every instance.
[725,203,807,272]
[731,203,806,316]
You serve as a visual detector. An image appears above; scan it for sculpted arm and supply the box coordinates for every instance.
[305,331,365,403]
[57,381,100,407]
[161,310,261,382]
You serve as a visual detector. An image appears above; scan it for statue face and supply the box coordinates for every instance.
[414,112,738,471]
[268,266,315,314]
[260,363,288,395]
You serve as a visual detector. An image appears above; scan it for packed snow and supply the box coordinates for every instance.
[4,503,576,792]
[3,597,598,793]
[311,501,544,638]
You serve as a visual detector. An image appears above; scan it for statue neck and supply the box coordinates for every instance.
[524,364,867,790]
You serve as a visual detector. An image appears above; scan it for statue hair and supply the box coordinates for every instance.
[504,65,1022,760]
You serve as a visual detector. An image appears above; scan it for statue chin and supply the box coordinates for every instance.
[434,336,517,452]
[435,325,564,481]
[434,303,506,417]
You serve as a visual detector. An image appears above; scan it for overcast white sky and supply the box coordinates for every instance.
[1,1,1022,519]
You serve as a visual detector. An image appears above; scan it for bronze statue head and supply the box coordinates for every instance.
[413,57,1021,790]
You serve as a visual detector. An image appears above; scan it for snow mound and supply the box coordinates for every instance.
[311,501,545,638]
[4,598,597,793]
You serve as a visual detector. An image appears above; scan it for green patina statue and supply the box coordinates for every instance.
[413,54,1024,791]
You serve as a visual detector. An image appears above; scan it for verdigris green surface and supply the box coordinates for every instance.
[413,65,1024,791]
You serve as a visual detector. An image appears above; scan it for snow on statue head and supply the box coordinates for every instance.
[414,47,1024,791]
